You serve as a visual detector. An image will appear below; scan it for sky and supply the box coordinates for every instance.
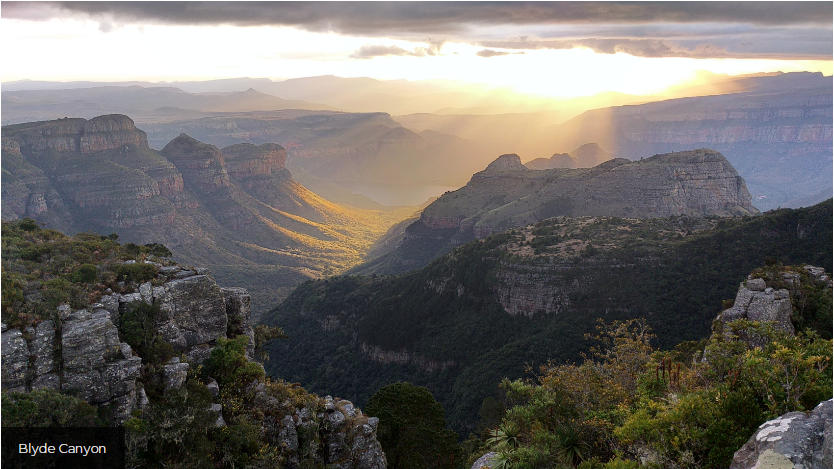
[2,1,832,98]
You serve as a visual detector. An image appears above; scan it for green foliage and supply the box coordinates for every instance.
[364,382,461,469]
[71,263,99,283]
[125,379,216,468]
[253,324,288,362]
[265,201,832,436]
[117,302,175,367]
[476,315,832,469]
[2,389,101,427]
[115,262,158,283]
[206,336,265,389]
[144,242,173,258]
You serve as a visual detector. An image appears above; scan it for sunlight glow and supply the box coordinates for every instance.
[2,19,831,99]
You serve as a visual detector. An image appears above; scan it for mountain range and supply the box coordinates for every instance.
[3,72,830,211]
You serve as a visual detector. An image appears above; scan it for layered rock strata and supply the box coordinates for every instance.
[388,149,758,274]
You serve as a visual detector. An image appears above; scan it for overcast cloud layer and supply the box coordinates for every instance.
[4,1,832,60]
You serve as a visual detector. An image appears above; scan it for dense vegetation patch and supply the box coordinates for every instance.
[1,219,170,330]
[458,319,831,469]
[264,201,832,436]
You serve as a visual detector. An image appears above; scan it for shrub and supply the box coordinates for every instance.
[364,382,460,469]
[115,263,158,283]
[71,263,98,283]
[2,389,101,427]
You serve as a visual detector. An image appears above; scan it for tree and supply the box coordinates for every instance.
[364,382,460,469]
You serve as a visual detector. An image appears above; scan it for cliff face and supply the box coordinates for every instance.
[2,115,412,320]
[161,134,231,193]
[546,83,833,210]
[376,149,757,274]
[6,114,150,154]
[1,261,386,469]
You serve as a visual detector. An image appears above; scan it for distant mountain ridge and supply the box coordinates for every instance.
[539,79,833,210]
[1,86,337,126]
[356,148,758,275]
[1,114,413,318]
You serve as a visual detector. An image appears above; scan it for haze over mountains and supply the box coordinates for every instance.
[3,72,829,210]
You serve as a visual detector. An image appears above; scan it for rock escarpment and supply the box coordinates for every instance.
[376,149,758,275]
[2,115,408,321]
[0,264,249,423]
[547,78,833,210]
[730,399,832,469]
[1,260,387,468]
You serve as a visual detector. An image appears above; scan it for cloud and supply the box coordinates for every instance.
[350,38,445,59]
[351,44,426,59]
[479,37,828,60]
[3,2,828,60]
[476,49,510,58]
[3,2,830,31]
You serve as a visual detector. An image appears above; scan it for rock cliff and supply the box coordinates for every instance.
[714,265,832,343]
[544,81,833,210]
[2,114,413,319]
[1,257,387,468]
[373,148,758,274]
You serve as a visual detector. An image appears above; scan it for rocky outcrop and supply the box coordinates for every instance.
[716,278,795,336]
[161,134,231,193]
[471,452,498,469]
[3,114,149,154]
[360,343,455,372]
[2,258,389,466]
[1,306,142,424]
[394,149,758,274]
[495,268,580,317]
[730,399,832,469]
[483,154,528,173]
[251,385,387,469]
[2,115,181,231]
[715,265,830,340]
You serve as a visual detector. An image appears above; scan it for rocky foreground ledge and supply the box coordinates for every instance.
[1,260,386,469]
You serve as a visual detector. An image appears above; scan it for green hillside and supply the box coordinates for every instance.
[263,200,833,435]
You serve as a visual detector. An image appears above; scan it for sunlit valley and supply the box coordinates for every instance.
[1,3,832,469]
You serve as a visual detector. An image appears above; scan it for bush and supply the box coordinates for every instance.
[364,382,460,469]
[115,263,158,283]
[2,389,101,427]
[71,263,98,283]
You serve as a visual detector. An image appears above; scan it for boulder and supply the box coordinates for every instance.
[471,452,498,469]
[153,275,227,352]
[730,399,833,469]
[160,357,189,392]
[716,277,795,338]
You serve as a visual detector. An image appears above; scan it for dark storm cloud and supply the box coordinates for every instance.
[476,49,510,58]
[3,2,831,31]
